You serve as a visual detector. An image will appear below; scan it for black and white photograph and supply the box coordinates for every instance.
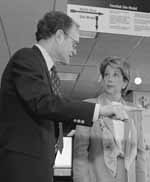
[0,0,150,182]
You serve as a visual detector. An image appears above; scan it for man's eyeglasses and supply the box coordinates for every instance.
[64,32,79,50]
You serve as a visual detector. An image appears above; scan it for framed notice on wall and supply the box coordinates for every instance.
[133,91,150,145]
[67,0,150,37]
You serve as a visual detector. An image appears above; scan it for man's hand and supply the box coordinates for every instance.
[83,98,143,122]
[100,102,129,121]
[100,102,143,121]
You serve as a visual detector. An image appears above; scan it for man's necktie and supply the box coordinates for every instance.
[50,66,64,154]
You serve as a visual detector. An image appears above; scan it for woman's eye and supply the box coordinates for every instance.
[104,73,109,77]
[114,72,120,77]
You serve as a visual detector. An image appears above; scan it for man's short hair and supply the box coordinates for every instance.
[35,11,77,41]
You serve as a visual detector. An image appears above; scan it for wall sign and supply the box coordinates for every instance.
[67,0,150,37]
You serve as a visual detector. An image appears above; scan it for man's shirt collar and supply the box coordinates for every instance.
[35,44,54,70]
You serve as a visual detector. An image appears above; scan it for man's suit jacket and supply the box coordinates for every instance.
[73,93,146,182]
[0,46,95,181]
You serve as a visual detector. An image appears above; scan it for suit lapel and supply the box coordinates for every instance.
[124,119,131,156]
[32,46,53,92]
[103,117,115,137]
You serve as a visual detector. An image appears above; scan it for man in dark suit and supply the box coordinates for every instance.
[0,11,98,182]
[0,11,129,182]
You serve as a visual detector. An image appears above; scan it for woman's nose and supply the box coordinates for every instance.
[107,75,112,81]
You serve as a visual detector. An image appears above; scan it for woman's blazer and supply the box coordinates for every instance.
[73,93,146,182]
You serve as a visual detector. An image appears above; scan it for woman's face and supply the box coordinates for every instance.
[103,65,127,96]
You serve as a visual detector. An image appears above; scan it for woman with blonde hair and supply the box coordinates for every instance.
[73,56,146,182]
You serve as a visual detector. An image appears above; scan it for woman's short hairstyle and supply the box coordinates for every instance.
[99,56,130,94]
[35,11,78,41]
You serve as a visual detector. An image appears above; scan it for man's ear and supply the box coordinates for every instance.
[55,29,64,44]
